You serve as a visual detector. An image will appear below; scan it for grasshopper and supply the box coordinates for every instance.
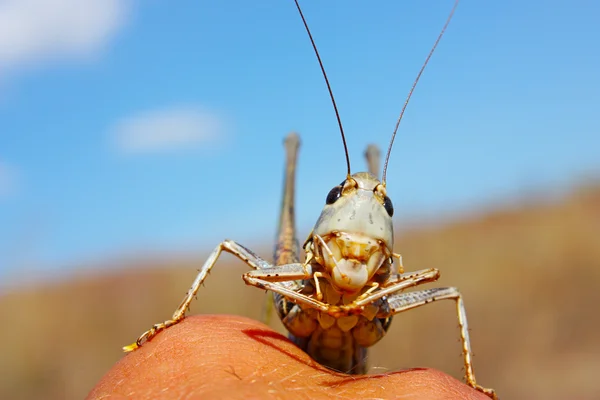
[124,0,497,398]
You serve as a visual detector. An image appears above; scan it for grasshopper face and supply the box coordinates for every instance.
[311,172,394,294]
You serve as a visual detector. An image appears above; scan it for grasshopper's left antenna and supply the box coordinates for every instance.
[294,0,351,177]
[382,0,460,184]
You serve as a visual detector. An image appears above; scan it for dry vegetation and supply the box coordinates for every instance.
[1,185,599,399]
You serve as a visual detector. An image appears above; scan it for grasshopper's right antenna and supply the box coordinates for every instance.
[294,0,351,177]
[382,0,460,184]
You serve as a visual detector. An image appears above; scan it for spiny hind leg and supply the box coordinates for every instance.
[385,287,497,400]
[264,132,302,325]
[123,239,308,352]
[364,144,381,178]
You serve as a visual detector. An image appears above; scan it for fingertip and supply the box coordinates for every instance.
[89,315,492,400]
[88,315,304,399]
[367,368,492,400]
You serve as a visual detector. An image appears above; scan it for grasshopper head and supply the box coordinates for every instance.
[311,172,394,294]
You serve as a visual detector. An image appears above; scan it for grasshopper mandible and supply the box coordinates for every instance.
[124,0,497,398]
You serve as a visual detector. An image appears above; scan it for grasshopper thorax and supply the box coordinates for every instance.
[307,172,394,294]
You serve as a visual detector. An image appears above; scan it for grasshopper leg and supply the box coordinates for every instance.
[364,144,381,178]
[383,287,497,400]
[124,239,310,352]
[341,268,441,311]
[243,269,334,313]
[263,133,302,325]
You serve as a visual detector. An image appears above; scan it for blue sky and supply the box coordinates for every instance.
[1,0,599,284]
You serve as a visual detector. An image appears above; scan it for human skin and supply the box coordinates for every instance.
[88,315,490,400]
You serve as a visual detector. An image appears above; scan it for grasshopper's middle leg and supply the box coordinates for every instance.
[349,285,497,399]
[382,287,497,399]
[123,239,311,352]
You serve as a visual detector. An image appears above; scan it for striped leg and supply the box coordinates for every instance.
[123,239,309,352]
[385,287,497,400]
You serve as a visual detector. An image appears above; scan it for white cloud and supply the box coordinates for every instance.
[0,161,18,196]
[113,106,226,154]
[0,0,130,74]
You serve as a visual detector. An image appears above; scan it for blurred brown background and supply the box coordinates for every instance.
[1,183,599,399]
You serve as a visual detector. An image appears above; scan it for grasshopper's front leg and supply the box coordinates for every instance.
[123,240,314,352]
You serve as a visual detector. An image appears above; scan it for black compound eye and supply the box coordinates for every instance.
[383,196,394,217]
[325,185,343,205]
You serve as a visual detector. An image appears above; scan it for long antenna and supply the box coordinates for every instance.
[294,0,351,176]
[382,0,460,184]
